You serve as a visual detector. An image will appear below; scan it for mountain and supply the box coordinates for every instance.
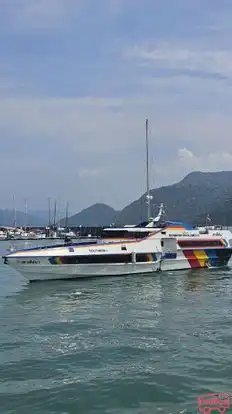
[63,171,232,227]
[30,210,49,221]
[0,209,46,227]
[3,171,232,227]
[196,197,232,226]
[117,171,232,225]
[61,203,118,227]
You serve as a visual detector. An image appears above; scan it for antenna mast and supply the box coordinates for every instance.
[145,119,153,220]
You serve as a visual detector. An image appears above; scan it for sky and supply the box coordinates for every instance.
[1,0,232,214]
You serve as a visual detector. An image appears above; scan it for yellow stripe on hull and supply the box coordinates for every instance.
[193,250,208,267]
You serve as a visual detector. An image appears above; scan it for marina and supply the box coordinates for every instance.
[3,120,232,282]
[0,225,100,241]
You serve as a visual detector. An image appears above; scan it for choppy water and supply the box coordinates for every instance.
[1,240,232,413]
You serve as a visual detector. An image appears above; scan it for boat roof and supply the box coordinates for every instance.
[103,227,151,232]
[104,220,195,231]
[163,221,195,230]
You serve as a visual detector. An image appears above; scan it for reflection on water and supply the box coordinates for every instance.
[183,269,213,291]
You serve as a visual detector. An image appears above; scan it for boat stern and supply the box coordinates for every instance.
[206,247,232,268]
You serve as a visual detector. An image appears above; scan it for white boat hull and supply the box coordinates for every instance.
[6,254,224,282]
[7,261,162,281]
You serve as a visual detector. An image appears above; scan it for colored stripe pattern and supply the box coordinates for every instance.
[47,249,232,268]
[165,221,194,230]
[183,248,232,268]
[163,252,177,259]
[49,257,65,265]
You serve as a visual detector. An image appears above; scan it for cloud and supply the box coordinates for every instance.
[0,0,130,34]
[1,0,232,212]
[1,96,232,159]
[178,148,232,172]
[125,42,232,79]
[78,169,101,177]
[0,0,83,33]
[0,96,155,210]
[1,96,232,161]
[0,97,144,155]
[178,148,195,160]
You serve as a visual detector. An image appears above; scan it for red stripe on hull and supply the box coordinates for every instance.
[182,250,201,268]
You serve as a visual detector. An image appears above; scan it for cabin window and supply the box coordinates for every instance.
[136,253,156,262]
[133,232,150,239]
[56,254,133,264]
[101,231,127,239]
[178,240,223,248]
[101,230,150,239]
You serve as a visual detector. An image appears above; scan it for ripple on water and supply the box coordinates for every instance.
[1,254,232,413]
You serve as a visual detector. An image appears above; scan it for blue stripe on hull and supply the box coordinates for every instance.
[205,248,232,267]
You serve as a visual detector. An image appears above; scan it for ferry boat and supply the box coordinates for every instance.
[2,220,232,281]
[2,234,177,281]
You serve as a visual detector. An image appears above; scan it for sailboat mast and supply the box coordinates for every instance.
[24,198,28,231]
[53,200,57,228]
[48,197,51,227]
[145,119,152,220]
[13,194,16,227]
[65,202,69,229]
